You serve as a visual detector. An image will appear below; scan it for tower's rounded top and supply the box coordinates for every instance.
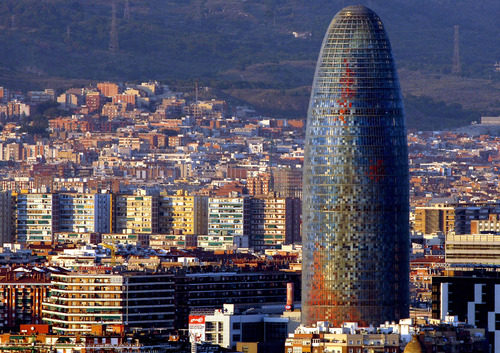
[338,5,375,16]
[403,336,424,353]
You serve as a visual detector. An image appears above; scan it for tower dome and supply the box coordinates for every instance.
[403,336,424,353]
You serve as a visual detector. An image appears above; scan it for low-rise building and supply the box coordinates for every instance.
[285,320,486,353]
[197,234,248,250]
[48,247,100,268]
[101,233,149,247]
[150,233,197,249]
[54,232,101,245]
[445,233,500,265]
[0,331,142,353]
[285,322,400,353]
[189,304,298,351]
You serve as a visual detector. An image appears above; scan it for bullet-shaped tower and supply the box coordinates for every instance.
[301,5,409,326]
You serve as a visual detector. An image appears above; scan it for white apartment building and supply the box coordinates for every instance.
[207,197,250,249]
[15,192,58,243]
[59,192,111,233]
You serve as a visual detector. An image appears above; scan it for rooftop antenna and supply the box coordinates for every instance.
[65,25,71,43]
[124,0,131,21]
[452,25,461,75]
[195,81,199,104]
[109,0,119,52]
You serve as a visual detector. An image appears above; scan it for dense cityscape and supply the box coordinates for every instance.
[0,4,498,353]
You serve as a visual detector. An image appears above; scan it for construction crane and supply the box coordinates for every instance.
[101,242,117,267]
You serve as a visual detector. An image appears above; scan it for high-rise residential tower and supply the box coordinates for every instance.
[301,5,409,326]
[15,192,59,244]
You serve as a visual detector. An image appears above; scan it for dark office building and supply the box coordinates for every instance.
[432,272,500,353]
[271,167,303,199]
[175,269,301,329]
[454,203,500,234]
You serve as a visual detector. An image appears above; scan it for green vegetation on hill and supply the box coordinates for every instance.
[19,101,64,137]
[0,0,498,129]
[404,95,481,131]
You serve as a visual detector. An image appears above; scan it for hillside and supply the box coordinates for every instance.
[0,0,498,129]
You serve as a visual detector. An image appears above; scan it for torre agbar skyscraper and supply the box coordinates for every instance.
[301,5,409,326]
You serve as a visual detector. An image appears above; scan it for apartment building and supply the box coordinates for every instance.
[85,91,102,112]
[207,196,250,249]
[159,190,208,235]
[42,271,175,335]
[15,192,59,244]
[114,192,158,234]
[59,193,111,233]
[250,196,301,250]
[0,267,51,330]
[246,174,271,196]
[414,205,455,235]
[197,234,248,250]
[97,82,119,97]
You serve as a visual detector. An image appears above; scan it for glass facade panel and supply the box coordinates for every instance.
[301,5,409,326]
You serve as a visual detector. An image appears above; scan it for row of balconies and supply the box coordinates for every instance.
[43,307,122,316]
[51,277,115,284]
[43,315,123,324]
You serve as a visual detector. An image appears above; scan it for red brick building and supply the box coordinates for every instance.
[0,267,52,329]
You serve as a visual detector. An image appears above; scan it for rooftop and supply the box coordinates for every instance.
[340,5,374,16]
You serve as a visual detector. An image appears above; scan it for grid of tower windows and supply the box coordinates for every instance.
[302,6,409,326]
